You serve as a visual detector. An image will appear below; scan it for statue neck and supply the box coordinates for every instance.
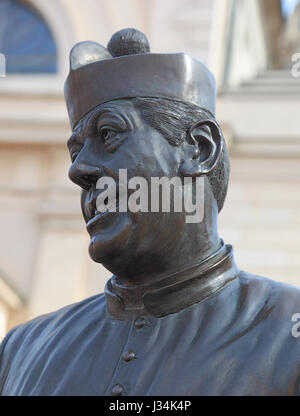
[105,241,240,319]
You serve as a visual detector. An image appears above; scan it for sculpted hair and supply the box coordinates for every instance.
[133,97,230,213]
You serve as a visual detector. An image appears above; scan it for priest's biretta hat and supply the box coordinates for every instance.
[64,28,216,129]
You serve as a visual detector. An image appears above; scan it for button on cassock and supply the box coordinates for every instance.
[111,383,125,396]
[122,350,136,362]
[134,317,147,329]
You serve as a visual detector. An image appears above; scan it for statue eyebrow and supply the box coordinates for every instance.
[68,104,134,147]
[97,112,128,130]
[67,111,126,148]
[88,106,132,131]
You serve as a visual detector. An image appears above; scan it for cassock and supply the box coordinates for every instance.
[0,244,299,396]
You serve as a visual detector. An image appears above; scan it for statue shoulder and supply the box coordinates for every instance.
[239,272,300,395]
[0,293,106,393]
[238,271,300,352]
[239,271,300,309]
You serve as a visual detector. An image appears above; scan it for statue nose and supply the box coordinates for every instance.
[68,161,103,190]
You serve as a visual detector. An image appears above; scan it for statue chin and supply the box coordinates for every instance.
[88,212,133,264]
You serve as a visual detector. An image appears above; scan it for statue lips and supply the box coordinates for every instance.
[84,187,139,238]
[86,210,121,235]
[84,183,120,232]
[85,193,120,235]
[84,179,141,235]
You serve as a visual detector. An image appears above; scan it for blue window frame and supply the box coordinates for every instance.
[0,0,57,74]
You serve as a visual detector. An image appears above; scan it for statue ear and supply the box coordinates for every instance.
[180,119,223,177]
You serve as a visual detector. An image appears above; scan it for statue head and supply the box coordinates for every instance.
[65,29,230,285]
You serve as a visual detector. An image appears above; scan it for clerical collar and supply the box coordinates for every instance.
[105,241,240,320]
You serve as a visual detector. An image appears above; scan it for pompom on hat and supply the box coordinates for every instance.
[64,28,216,130]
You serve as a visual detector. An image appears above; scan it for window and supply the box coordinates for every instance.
[281,0,300,17]
[0,0,57,74]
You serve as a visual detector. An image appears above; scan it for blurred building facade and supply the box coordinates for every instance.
[0,0,300,338]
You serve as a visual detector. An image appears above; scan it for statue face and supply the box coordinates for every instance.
[68,99,189,278]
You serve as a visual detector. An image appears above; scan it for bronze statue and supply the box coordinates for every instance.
[0,28,299,396]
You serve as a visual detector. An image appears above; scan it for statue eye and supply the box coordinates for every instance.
[100,128,116,142]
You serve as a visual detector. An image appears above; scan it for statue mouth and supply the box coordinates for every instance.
[84,185,123,234]
[85,186,120,221]
[86,209,119,233]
